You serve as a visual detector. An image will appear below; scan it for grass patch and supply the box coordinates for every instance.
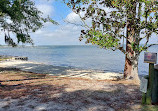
[141,105,158,111]
[0,57,10,61]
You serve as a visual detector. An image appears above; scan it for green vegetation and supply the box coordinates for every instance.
[64,0,158,81]
[0,56,10,61]
[141,105,158,111]
[0,0,57,46]
[0,58,9,61]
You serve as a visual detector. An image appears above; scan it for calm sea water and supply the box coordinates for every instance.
[0,45,158,75]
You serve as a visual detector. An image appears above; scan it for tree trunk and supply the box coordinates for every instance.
[123,22,140,83]
[123,1,140,84]
[124,54,140,83]
[124,20,140,83]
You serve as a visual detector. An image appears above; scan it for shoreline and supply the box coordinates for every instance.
[0,60,125,80]
[0,60,145,80]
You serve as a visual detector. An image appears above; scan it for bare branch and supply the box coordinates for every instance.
[140,31,153,51]
[143,38,149,48]
[78,13,90,29]
[64,19,87,28]
[118,47,126,54]
[147,44,158,49]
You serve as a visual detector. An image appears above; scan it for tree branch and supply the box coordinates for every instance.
[118,47,126,54]
[147,44,158,49]
[64,19,87,28]
[78,13,90,29]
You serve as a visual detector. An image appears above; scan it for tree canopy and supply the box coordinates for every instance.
[0,0,57,46]
[65,0,157,51]
[64,0,158,81]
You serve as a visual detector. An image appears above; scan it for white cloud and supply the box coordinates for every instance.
[36,4,54,17]
[30,9,90,45]
[34,2,118,45]
[32,0,54,18]
[31,23,85,45]
[65,12,81,23]
[65,11,92,29]
[1,0,156,46]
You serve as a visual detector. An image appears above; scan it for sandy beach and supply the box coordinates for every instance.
[1,60,155,111]
[0,60,124,80]
[1,0,158,110]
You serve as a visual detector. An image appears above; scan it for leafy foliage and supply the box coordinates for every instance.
[64,0,158,54]
[0,0,57,46]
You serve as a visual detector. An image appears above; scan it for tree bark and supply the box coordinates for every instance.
[124,54,140,83]
[124,21,140,82]
[123,23,140,83]
[124,1,140,83]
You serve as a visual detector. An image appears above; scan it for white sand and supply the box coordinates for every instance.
[0,60,123,80]
[0,60,142,111]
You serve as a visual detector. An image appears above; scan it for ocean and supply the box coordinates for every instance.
[0,45,158,75]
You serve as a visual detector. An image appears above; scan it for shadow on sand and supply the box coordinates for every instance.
[0,67,142,111]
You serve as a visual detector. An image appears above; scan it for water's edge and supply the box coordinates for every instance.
[0,45,158,75]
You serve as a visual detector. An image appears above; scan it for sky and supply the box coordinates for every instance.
[0,0,157,46]
[31,0,86,45]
